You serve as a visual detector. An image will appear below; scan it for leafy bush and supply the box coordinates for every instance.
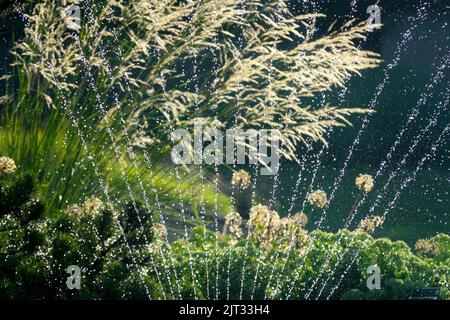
[0,171,46,299]
[149,227,449,300]
[1,185,448,300]
[1,168,448,300]
[0,170,161,299]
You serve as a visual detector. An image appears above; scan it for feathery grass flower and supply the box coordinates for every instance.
[4,0,382,225]
[307,189,327,208]
[0,157,17,175]
[355,174,374,192]
[10,0,381,166]
[231,170,251,189]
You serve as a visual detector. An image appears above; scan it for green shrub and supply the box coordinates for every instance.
[149,227,449,300]
[0,171,162,299]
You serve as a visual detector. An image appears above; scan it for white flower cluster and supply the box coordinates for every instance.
[307,189,327,208]
[231,170,252,189]
[0,157,17,175]
[355,174,374,192]
[224,211,243,239]
[355,215,384,233]
[67,197,104,216]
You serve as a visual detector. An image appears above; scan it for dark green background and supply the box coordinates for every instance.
[259,0,450,244]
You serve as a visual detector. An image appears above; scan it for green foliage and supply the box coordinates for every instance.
[0,1,447,301]
[0,172,163,299]
[0,173,46,299]
[0,107,232,218]
[45,201,157,299]
[149,227,449,300]
[420,233,450,263]
[1,175,448,300]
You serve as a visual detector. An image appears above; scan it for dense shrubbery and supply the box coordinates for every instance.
[0,170,158,299]
[2,169,448,300]
[149,227,449,300]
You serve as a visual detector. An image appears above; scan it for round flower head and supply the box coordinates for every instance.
[277,216,310,252]
[247,204,281,244]
[66,204,83,216]
[355,215,384,233]
[82,197,103,215]
[415,239,439,256]
[0,157,17,175]
[288,227,309,251]
[279,217,293,234]
[307,189,327,208]
[231,170,251,189]
[154,223,168,239]
[292,212,308,227]
[225,211,243,239]
[229,224,243,239]
[280,217,292,230]
[355,174,374,192]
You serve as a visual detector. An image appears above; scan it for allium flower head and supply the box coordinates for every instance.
[231,170,251,189]
[82,197,103,215]
[247,204,281,244]
[0,157,17,175]
[288,227,309,251]
[307,189,327,208]
[154,223,168,239]
[355,174,374,192]
[355,215,384,233]
[66,204,83,216]
[292,212,308,227]
[278,216,309,251]
[415,239,439,256]
[225,211,243,239]
[280,217,293,230]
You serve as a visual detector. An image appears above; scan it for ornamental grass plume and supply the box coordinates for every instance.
[6,0,381,165]
[355,215,385,233]
[415,239,439,256]
[0,157,17,175]
[307,189,328,208]
[231,170,251,190]
[355,174,374,192]
[2,0,382,224]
